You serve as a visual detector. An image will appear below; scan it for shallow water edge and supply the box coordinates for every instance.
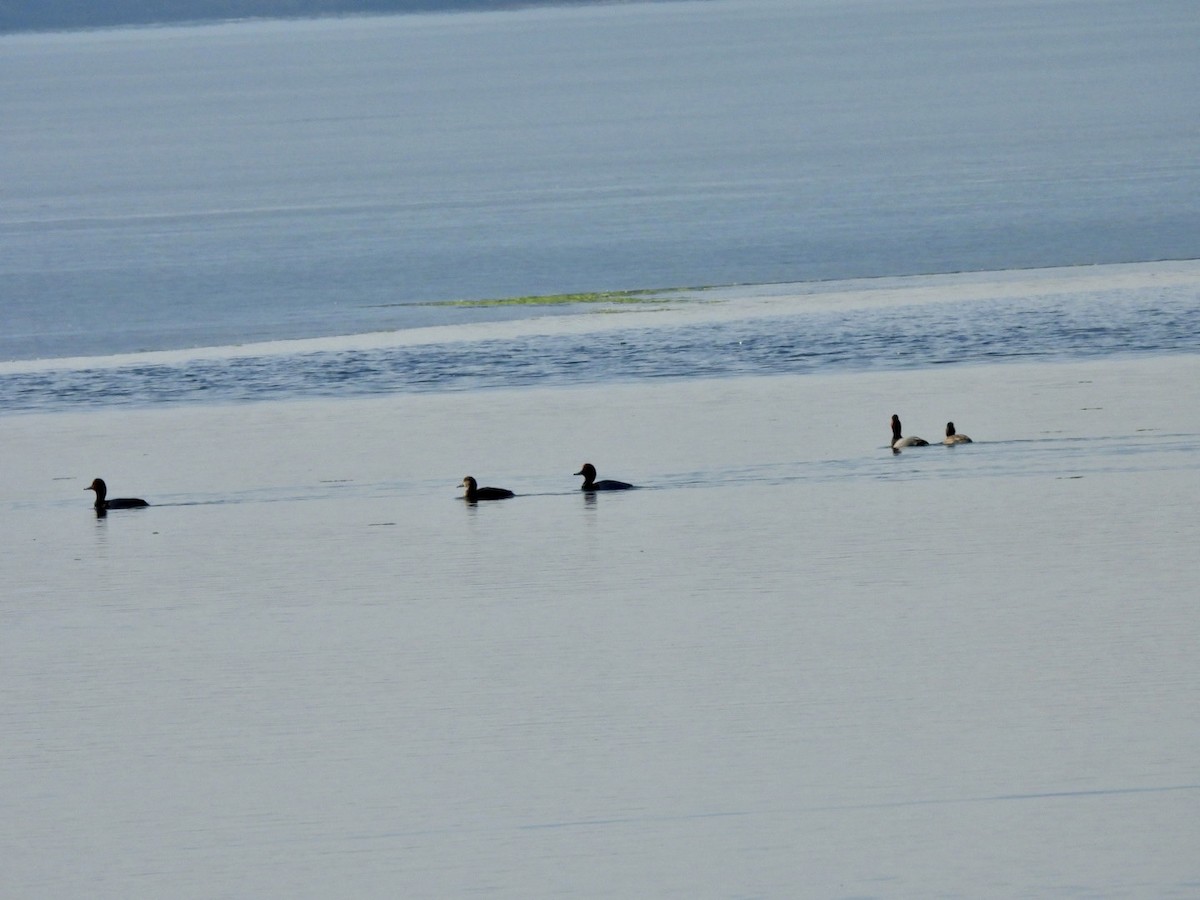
[3,260,1198,415]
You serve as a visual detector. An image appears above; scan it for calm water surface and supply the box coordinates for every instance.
[3,359,1198,897]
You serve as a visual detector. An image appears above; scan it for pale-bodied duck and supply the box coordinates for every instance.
[890,414,929,452]
[943,422,973,445]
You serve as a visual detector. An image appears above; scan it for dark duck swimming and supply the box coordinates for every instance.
[86,478,148,511]
[460,476,514,502]
[890,414,929,453]
[574,463,634,491]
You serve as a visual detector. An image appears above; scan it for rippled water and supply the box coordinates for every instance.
[3,264,1197,413]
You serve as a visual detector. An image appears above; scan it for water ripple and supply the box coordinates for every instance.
[2,281,1198,414]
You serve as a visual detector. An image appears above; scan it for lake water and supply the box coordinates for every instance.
[4,354,1199,898]
[2,0,1199,896]
[3,260,1200,414]
[3,0,1198,362]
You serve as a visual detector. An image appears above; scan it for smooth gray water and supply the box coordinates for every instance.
[3,0,1199,360]
[4,358,1199,897]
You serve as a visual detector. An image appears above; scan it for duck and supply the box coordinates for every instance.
[574,462,634,491]
[943,422,973,445]
[890,414,929,452]
[460,476,514,502]
[86,478,148,511]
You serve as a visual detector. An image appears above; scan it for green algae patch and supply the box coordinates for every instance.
[426,288,689,309]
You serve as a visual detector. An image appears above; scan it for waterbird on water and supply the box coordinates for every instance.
[890,414,929,453]
[86,478,148,511]
[460,476,514,502]
[943,422,973,445]
[574,463,634,491]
